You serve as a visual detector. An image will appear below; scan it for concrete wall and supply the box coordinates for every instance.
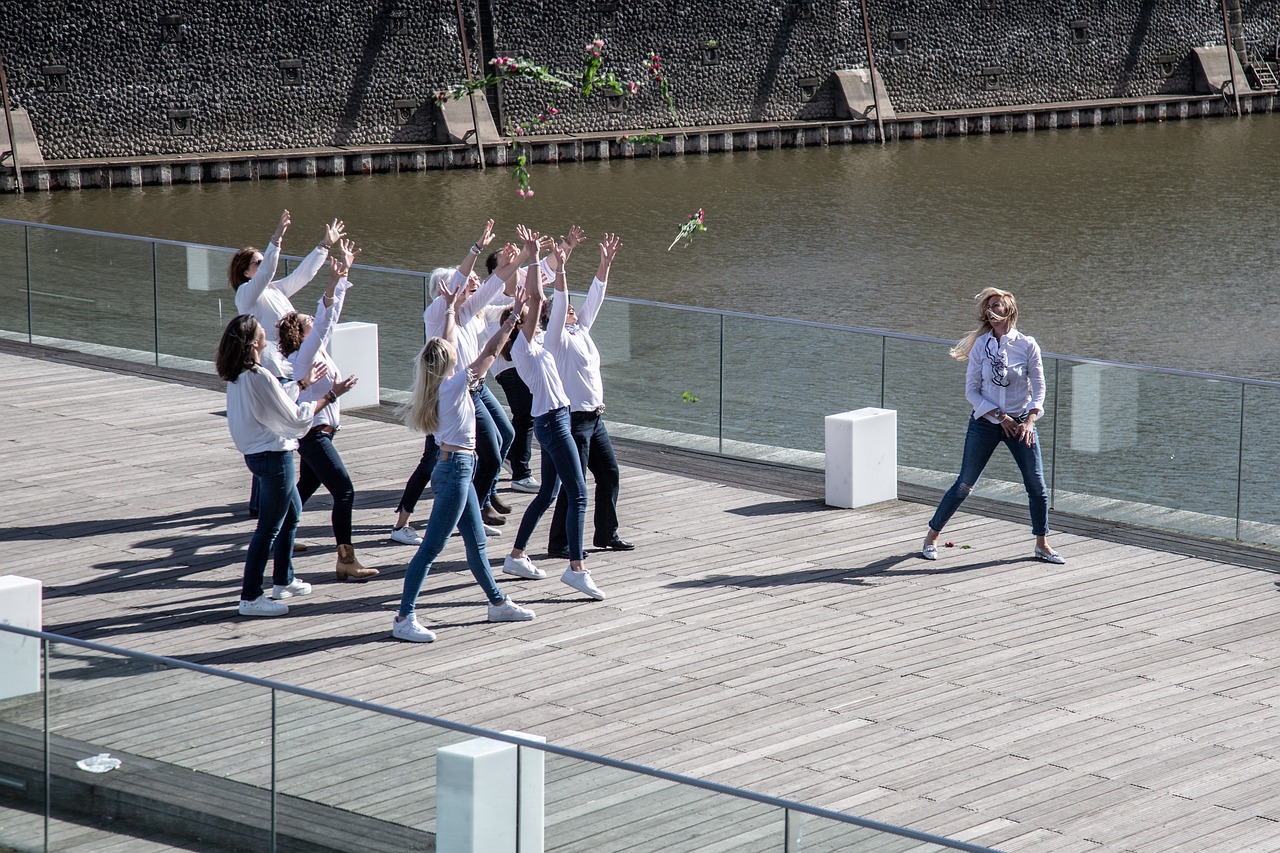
[3,0,1280,161]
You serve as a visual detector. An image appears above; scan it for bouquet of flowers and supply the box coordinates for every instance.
[667,209,706,250]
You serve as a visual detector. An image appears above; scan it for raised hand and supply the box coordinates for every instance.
[333,375,359,395]
[564,225,586,251]
[600,232,620,262]
[476,219,496,249]
[303,360,329,388]
[510,282,528,318]
[323,218,346,248]
[336,238,359,273]
[272,209,292,245]
[537,235,557,255]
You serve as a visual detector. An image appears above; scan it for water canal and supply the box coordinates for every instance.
[3,113,1279,377]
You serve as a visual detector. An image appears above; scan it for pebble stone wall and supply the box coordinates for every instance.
[3,0,1280,160]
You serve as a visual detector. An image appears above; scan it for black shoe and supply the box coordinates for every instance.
[593,536,635,551]
[546,545,572,560]
[490,493,512,514]
[482,505,507,526]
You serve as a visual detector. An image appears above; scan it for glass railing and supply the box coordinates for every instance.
[0,625,1003,853]
[2,216,1278,546]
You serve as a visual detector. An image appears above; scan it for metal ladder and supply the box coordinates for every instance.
[1249,61,1279,90]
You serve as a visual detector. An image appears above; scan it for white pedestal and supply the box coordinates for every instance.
[437,738,518,853]
[825,408,897,508]
[0,576,42,700]
[1070,363,1138,453]
[502,730,546,853]
[328,321,380,410]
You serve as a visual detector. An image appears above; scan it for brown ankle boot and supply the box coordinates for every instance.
[335,544,379,582]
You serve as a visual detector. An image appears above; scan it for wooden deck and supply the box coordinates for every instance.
[4,339,1280,853]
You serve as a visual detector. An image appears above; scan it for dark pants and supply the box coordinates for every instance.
[513,407,587,561]
[473,382,515,506]
[548,413,620,552]
[495,368,535,480]
[297,428,354,546]
[396,434,439,516]
[240,450,300,601]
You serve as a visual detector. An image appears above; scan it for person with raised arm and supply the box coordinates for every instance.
[277,239,379,585]
[545,232,633,558]
[502,235,604,601]
[392,276,536,643]
[216,313,356,617]
[920,287,1065,565]
[390,221,520,544]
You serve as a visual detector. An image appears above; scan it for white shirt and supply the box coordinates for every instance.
[547,277,607,411]
[285,278,349,431]
[225,366,318,454]
[513,329,569,418]
[234,242,329,378]
[966,328,1045,423]
[434,369,478,449]
[423,269,506,368]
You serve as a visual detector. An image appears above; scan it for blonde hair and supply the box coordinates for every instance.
[404,338,455,434]
[950,287,1019,361]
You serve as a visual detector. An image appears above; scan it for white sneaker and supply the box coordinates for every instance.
[239,595,288,617]
[487,598,536,622]
[270,579,312,600]
[510,477,540,494]
[390,525,423,546]
[561,566,605,600]
[453,523,502,538]
[392,615,437,643]
[503,554,547,579]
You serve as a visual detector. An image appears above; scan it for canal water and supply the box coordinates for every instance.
[2,113,1279,378]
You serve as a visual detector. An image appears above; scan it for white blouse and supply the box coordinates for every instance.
[965,328,1046,423]
[225,366,318,455]
[234,242,329,378]
[513,330,570,418]
[548,277,608,411]
[285,278,349,431]
[434,369,478,449]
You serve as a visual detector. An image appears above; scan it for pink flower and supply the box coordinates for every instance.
[514,125,524,135]
[526,190,534,196]
[550,107,559,115]
[627,80,639,94]
[517,189,527,197]
[593,38,604,47]
[944,541,955,548]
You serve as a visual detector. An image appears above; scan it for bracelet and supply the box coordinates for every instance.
[325,390,338,404]
[445,308,456,315]
[319,242,332,250]
[297,378,308,390]
[469,243,482,255]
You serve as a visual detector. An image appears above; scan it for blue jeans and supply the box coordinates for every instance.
[549,413,621,551]
[398,451,505,618]
[474,382,515,505]
[396,434,438,516]
[297,429,354,545]
[241,451,300,601]
[929,416,1049,537]
[514,408,587,560]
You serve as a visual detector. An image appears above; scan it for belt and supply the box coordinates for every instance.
[570,405,606,423]
[305,424,336,438]
[439,449,475,461]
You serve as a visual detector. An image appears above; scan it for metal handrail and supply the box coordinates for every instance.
[0,623,1004,853]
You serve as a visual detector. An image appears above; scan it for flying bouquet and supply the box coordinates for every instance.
[667,209,707,251]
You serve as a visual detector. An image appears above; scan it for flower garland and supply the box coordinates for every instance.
[668,209,707,251]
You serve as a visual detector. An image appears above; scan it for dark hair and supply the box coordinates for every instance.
[498,308,522,359]
[485,250,500,275]
[216,315,261,381]
[228,247,260,291]
[276,312,307,358]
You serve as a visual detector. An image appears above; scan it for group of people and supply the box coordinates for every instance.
[215,213,636,640]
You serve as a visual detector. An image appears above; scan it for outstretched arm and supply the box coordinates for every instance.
[234,210,289,310]
[454,219,496,287]
[579,232,619,331]
[470,285,526,378]
[274,218,344,298]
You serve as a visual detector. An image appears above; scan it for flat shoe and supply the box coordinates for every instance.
[921,540,937,561]
[1035,546,1066,565]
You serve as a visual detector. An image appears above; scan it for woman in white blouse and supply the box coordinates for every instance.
[216,314,356,617]
[277,240,378,584]
[922,288,1065,564]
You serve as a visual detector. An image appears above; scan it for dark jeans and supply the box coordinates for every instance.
[240,450,300,601]
[929,416,1049,536]
[495,368,534,480]
[513,407,587,561]
[474,382,515,505]
[548,413,620,551]
[297,429,354,546]
[396,434,438,516]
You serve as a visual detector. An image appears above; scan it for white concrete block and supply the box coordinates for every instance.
[0,576,42,700]
[502,730,546,853]
[1070,363,1138,453]
[328,321,380,409]
[825,408,897,508]
[185,246,226,292]
[437,737,517,853]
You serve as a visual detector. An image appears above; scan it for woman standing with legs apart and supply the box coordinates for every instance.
[503,234,604,601]
[217,315,356,617]
[392,275,536,643]
[921,288,1065,564]
[277,239,379,584]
